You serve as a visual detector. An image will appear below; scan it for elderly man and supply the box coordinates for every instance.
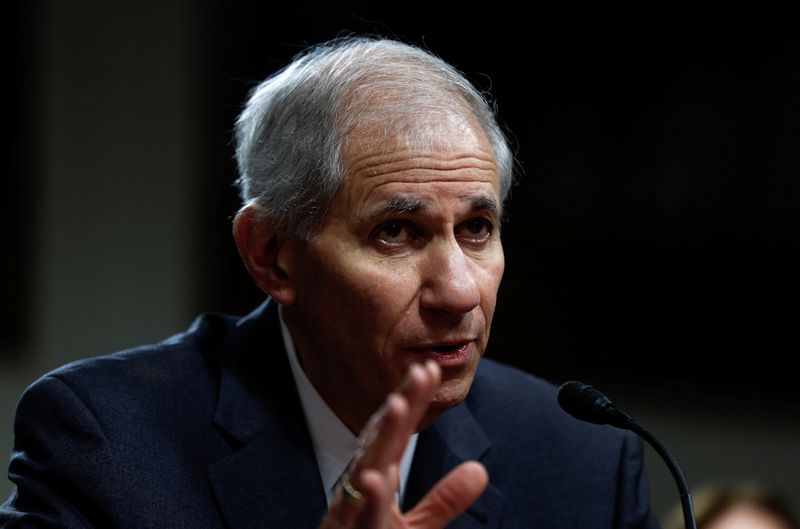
[1,37,659,529]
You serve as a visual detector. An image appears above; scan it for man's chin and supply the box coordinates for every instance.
[416,379,472,431]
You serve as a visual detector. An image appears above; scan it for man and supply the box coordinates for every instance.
[1,37,659,529]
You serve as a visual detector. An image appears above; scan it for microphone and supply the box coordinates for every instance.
[558,381,697,529]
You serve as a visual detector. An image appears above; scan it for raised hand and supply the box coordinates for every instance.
[320,360,488,529]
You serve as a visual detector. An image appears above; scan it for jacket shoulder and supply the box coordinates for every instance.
[21,312,239,442]
[48,312,233,387]
[469,358,632,462]
[2,306,277,528]
[467,359,658,529]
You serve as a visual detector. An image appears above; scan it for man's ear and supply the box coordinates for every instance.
[233,206,297,305]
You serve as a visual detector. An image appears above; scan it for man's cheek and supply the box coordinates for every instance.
[349,269,412,304]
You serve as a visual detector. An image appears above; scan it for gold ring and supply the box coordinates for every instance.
[340,472,363,505]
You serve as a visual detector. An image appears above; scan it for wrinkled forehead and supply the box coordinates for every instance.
[333,114,502,222]
[328,81,502,221]
[341,111,496,173]
[342,112,494,157]
[337,76,492,158]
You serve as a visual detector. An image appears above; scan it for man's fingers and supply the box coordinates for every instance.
[353,392,409,475]
[383,362,437,463]
[354,361,440,474]
[353,468,394,529]
[405,461,489,529]
[323,477,367,529]
[322,363,450,529]
[322,468,394,529]
[342,360,444,522]
[401,361,440,438]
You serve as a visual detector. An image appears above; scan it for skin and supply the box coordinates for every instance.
[234,113,502,528]
[286,117,503,433]
[704,505,793,529]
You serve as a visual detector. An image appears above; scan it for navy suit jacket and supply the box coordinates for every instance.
[1,300,660,529]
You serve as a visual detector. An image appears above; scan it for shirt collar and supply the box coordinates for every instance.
[279,306,418,506]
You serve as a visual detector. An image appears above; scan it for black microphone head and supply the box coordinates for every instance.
[557,381,632,429]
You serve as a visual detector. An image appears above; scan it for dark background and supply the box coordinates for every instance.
[5,0,799,517]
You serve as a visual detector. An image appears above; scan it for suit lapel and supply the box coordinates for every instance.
[205,300,506,529]
[403,404,507,529]
[206,301,327,529]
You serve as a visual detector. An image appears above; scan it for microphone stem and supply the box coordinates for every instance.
[629,421,697,529]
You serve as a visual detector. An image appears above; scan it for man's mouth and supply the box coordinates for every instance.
[409,341,474,367]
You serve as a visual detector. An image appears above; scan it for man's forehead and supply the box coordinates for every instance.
[341,124,498,184]
[343,112,491,163]
[335,110,501,217]
[344,159,501,217]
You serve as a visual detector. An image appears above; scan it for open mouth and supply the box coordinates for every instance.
[430,343,466,353]
[410,341,473,366]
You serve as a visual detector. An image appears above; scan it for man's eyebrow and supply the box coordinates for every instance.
[364,196,429,223]
[386,196,428,213]
[469,195,501,217]
[363,194,501,223]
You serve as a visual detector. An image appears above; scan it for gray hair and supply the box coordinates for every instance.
[234,36,514,239]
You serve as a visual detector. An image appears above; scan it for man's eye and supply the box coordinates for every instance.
[458,218,493,244]
[375,221,415,245]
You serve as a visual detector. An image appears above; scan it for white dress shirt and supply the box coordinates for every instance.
[280,308,418,506]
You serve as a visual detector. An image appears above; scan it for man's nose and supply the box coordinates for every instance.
[419,238,481,314]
